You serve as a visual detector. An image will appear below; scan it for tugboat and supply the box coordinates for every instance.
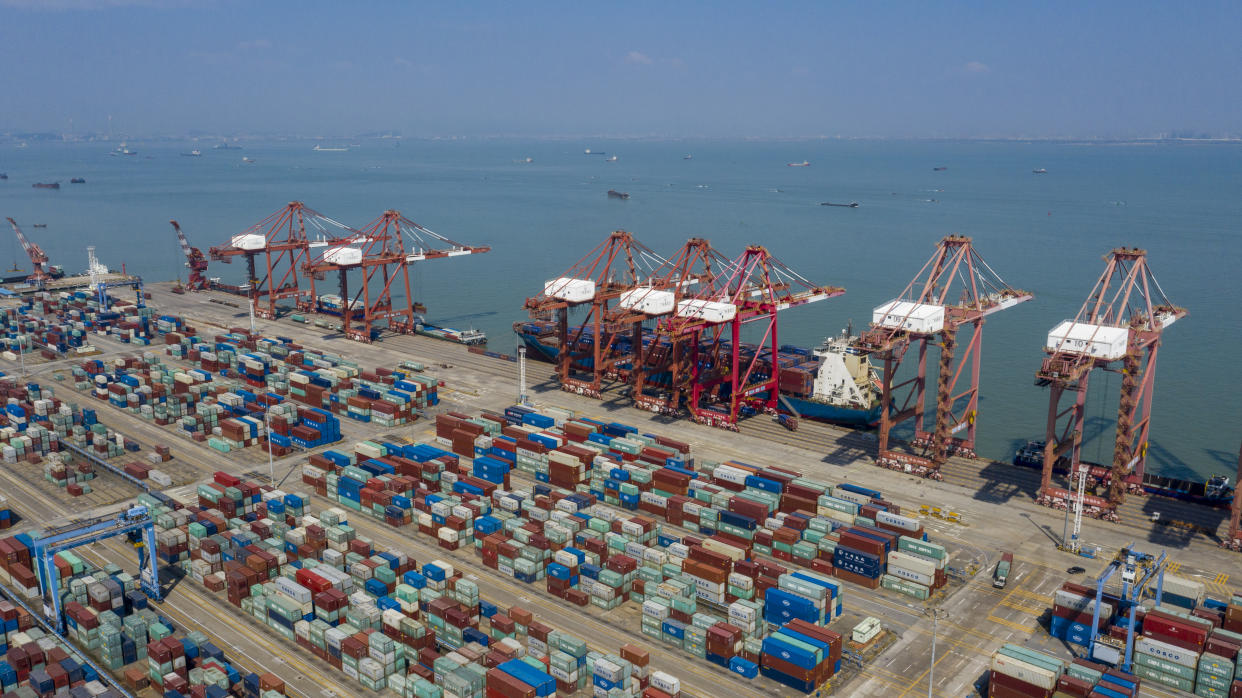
[31,224,47,228]
[0,173,7,180]
[607,189,630,199]
[70,177,86,184]
[933,166,948,171]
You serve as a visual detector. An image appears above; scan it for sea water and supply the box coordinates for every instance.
[1,138,1238,481]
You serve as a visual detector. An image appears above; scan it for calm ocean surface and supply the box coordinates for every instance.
[1,138,1239,481]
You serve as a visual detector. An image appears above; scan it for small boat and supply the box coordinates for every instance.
[1033,168,1047,174]
[214,142,242,150]
[242,157,256,164]
[181,150,202,157]
[32,182,60,189]
[313,145,349,152]
[605,155,618,162]
[70,177,86,184]
[820,201,859,208]
[32,224,47,228]
[787,161,810,167]
[607,189,630,199]
[683,154,692,160]
[933,166,948,171]
[584,149,605,155]
[0,173,7,180]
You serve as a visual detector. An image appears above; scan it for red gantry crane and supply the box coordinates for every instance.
[858,235,1032,478]
[1226,441,1242,551]
[523,231,670,399]
[303,210,489,343]
[6,217,54,286]
[207,202,354,319]
[610,238,732,414]
[659,245,843,431]
[1035,247,1185,517]
[170,220,209,291]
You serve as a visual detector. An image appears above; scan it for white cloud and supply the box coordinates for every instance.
[963,61,991,75]
[237,38,272,51]
[624,51,653,65]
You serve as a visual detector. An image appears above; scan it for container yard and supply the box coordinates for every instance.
[0,211,1238,698]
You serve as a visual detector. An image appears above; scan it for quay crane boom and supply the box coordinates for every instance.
[858,235,1031,477]
[170,219,209,291]
[6,217,53,286]
[1035,247,1185,516]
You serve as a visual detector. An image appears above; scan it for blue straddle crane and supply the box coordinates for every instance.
[30,505,162,633]
[1087,544,1166,672]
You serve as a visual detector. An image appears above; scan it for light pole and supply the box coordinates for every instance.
[925,607,948,698]
[264,408,274,483]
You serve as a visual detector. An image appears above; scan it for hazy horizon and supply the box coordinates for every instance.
[2,1,1240,140]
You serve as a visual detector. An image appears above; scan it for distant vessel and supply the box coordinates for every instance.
[820,201,859,208]
[70,177,86,184]
[0,173,7,180]
[112,142,137,156]
[31,224,47,228]
[182,150,202,157]
[214,142,242,150]
[242,157,256,164]
[933,166,948,171]
[683,154,692,160]
[32,182,60,189]
[607,189,630,199]
[1033,168,1047,174]
[584,149,606,155]
[313,145,349,152]
[605,155,618,162]
[787,161,810,167]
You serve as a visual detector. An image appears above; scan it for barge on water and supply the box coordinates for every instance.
[1013,440,1234,507]
[514,320,881,426]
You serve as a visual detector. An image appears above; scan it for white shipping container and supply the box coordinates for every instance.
[642,600,670,619]
[712,465,749,486]
[544,278,596,303]
[594,658,625,683]
[323,246,363,266]
[872,300,945,333]
[887,551,937,577]
[1134,636,1199,668]
[990,653,1057,690]
[875,511,920,532]
[728,602,757,623]
[831,489,871,506]
[886,565,934,587]
[650,671,681,695]
[1045,321,1129,360]
[275,578,313,605]
[619,288,676,315]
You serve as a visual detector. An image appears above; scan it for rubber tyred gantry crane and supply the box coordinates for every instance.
[524,231,670,399]
[304,210,489,343]
[858,235,1031,478]
[207,202,354,319]
[6,217,54,286]
[1035,247,1185,518]
[660,245,843,431]
[170,220,209,291]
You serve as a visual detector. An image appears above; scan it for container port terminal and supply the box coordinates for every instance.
[0,209,1238,698]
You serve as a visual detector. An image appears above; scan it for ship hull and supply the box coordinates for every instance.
[517,329,880,427]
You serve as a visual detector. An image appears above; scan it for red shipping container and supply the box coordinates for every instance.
[990,669,1052,698]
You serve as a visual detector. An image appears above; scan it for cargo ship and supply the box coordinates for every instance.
[315,294,364,318]
[1012,440,1234,506]
[1,265,65,285]
[32,182,59,189]
[513,321,881,426]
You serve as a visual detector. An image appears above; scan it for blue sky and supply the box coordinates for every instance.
[2,0,1239,138]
